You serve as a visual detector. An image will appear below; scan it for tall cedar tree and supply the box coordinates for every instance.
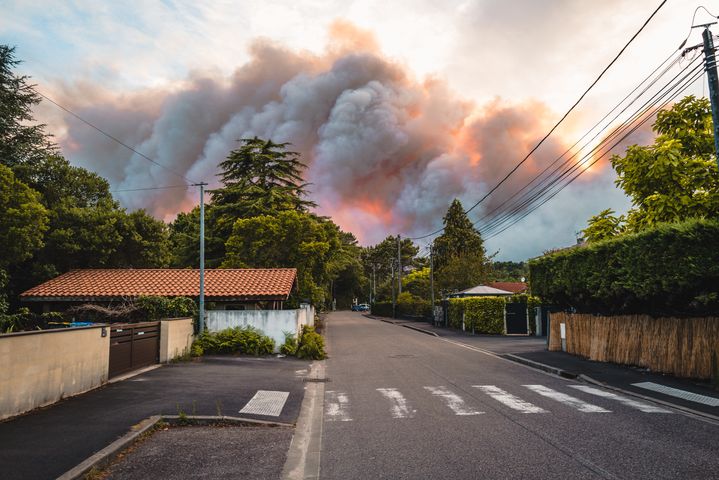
[433,199,490,292]
[0,46,55,167]
[210,137,316,241]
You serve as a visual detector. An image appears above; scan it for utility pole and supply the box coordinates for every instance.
[702,24,719,167]
[197,182,208,333]
[397,234,402,295]
[391,261,396,318]
[372,264,376,303]
[429,244,435,308]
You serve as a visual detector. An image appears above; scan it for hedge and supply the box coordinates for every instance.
[371,302,394,318]
[447,297,506,334]
[529,219,719,315]
[396,293,432,318]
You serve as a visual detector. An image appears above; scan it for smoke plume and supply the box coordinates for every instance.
[52,21,601,245]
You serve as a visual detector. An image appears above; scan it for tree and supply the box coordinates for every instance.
[0,45,56,168]
[432,199,490,292]
[490,261,528,282]
[360,235,418,301]
[169,207,201,267]
[582,209,625,243]
[0,164,48,268]
[112,210,172,268]
[585,96,719,238]
[223,211,355,307]
[210,137,316,240]
[402,267,431,299]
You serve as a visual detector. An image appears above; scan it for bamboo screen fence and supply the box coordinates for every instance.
[549,312,719,380]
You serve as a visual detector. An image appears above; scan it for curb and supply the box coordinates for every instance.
[58,415,294,480]
[503,354,719,425]
[503,353,578,379]
[401,324,439,337]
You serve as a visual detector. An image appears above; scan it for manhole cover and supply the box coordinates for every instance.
[304,377,331,383]
[389,354,416,359]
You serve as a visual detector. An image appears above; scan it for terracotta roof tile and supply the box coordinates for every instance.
[20,268,297,300]
[487,282,528,294]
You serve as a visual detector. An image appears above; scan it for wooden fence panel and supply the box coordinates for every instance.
[552,312,719,380]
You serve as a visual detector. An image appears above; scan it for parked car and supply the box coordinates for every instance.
[357,303,370,311]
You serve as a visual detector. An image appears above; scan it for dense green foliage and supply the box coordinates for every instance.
[280,331,298,356]
[530,219,719,315]
[447,296,506,334]
[584,96,719,240]
[371,301,394,317]
[0,309,64,333]
[490,261,528,282]
[133,296,198,321]
[191,327,275,356]
[396,292,432,318]
[433,199,491,293]
[296,325,326,360]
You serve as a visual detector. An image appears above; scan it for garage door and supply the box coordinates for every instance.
[109,322,160,378]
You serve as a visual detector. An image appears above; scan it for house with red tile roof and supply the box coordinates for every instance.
[20,268,297,313]
[487,282,528,294]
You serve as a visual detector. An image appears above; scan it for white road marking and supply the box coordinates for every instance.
[570,385,672,413]
[239,390,290,417]
[325,391,353,422]
[376,388,416,419]
[424,386,483,416]
[631,382,719,407]
[523,385,611,413]
[474,385,547,413]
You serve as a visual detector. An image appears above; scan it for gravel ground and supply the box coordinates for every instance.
[103,425,294,480]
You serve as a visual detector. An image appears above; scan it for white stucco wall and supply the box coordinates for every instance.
[0,325,109,420]
[207,307,314,352]
[160,318,194,362]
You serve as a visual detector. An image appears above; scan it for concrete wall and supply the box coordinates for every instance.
[207,306,315,352]
[160,318,194,363]
[0,325,109,420]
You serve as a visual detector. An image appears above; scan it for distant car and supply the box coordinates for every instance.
[351,304,370,312]
[351,304,360,311]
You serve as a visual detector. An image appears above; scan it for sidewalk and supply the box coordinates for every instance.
[367,314,719,419]
[0,356,310,480]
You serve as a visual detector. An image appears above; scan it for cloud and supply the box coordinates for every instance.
[44,20,643,258]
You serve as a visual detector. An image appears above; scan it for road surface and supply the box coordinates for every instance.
[319,311,719,480]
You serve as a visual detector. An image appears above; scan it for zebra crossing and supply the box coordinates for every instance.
[324,383,671,421]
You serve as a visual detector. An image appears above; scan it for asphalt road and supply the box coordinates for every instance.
[0,356,309,480]
[320,311,719,480]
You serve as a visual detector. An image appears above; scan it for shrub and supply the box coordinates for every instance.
[371,302,394,318]
[448,297,505,334]
[529,219,719,315]
[280,331,298,356]
[296,325,326,360]
[191,327,275,356]
[396,292,432,318]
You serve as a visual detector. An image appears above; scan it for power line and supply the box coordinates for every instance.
[407,0,668,241]
[477,53,704,236]
[111,184,192,193]
[480,64,705,240]
[33,89,196,185]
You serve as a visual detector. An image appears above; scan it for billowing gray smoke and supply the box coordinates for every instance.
[52,21,614,245]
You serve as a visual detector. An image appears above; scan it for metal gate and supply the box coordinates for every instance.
[109,322,160,378]
[505,303,528,335]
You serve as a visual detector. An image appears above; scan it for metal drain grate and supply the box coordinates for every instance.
[632,382,719,407]
[304,377,330,383]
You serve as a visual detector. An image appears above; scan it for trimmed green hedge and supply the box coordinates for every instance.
[529,219,719,315]
[191,327,275,356]
[447,297,506,334]
[396,292,432,318]
[371,302,394,318]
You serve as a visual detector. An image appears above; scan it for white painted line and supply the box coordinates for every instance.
[523,385,611,413]
[631,382,719,407]
[474,385,547,413]
[239,390,290,417]
[570,385,672,413]
[376,388,416,419]
[424,386,483,416]
[325,391,352,422]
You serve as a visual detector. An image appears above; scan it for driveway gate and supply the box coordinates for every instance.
[505,303,528,334]
[109,322,160,378]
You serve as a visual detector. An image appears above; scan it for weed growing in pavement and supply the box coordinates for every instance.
[215,400,224,417]
[280,331,298,355]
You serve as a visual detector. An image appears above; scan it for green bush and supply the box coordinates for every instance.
[371,302,394,318]
[296,325,326,360]
[448,297,506,334]
[0,309,66,333]
[280,331,298,355]
[529,219,719,315]
[396,292,432,318]
[191,327,275,356]
[135,296,198,321]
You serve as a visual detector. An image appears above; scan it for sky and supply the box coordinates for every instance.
[1,0,715,260]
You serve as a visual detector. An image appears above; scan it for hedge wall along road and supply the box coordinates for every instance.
[447,297,506,334]
[529,219,719,316]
